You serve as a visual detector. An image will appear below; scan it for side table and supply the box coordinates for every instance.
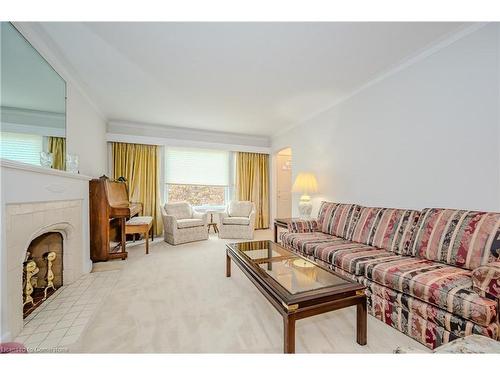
[207,209,225,234]
[273,218,294,242]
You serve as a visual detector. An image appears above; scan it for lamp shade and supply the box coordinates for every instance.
[292,173,318,194]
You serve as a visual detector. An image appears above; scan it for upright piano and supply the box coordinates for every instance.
[89,175,142,262]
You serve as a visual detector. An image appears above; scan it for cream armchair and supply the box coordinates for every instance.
[218,201,255,239]
[161,202,208,245]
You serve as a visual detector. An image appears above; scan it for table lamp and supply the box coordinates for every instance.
[292,172,318,218]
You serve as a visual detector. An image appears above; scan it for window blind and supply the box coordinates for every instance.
[0,132,43,165]
[165,147,229,186]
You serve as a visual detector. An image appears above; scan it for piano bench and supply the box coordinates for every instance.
[125,216,153,254]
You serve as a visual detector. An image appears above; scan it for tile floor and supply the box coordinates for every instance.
[15,270,120,352]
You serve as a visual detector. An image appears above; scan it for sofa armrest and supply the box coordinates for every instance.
[219,210,229,221]
[192,210,208,225]
[287,218,319,233]
[249,210,256,230]
[472,261,500,300]
[161,206,178,234]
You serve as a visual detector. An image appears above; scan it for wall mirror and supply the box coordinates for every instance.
[1,22,67,170]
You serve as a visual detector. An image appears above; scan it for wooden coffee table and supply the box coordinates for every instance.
[225,240,367,353]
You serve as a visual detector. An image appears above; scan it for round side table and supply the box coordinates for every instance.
[206,208,225,234]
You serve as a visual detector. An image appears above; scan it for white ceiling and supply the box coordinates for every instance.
[36,22,468,136]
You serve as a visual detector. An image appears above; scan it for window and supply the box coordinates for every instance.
[0,132,43,166]
[165,147,233,209]
[167,184,226,207]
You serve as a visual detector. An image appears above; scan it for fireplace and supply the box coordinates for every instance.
[23,232,64,318]
[4,199,89,339]
[1,159,92,342]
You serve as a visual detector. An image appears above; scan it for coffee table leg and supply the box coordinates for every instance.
[226,251,231,277]
[356,298,367,345]
[283,314,296,354]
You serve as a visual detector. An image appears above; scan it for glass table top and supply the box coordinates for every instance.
[228,241,352,295]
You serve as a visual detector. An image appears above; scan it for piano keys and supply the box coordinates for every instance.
[89,175,143,262]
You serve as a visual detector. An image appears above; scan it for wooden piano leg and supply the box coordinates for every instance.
[121,217,127,260]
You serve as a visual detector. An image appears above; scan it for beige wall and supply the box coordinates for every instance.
[272,24,500,218]
[65,84,107,177]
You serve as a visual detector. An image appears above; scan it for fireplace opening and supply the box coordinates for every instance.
[23,232,63,318]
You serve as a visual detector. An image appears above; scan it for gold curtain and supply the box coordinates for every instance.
[48,137,66,170]
[236,152,269,229]
[112,142,162,236]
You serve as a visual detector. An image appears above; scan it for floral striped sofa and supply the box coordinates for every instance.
[281,202,500,349]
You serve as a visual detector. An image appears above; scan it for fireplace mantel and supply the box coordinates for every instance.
[0,158,92,181]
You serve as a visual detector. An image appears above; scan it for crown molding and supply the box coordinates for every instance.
[107,119,271,149]
[1,105,65,126]
[106,132,271,154]
[1,106,66,137]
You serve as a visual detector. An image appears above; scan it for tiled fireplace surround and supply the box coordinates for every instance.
[5,200,84,338]
[1,159,93,341]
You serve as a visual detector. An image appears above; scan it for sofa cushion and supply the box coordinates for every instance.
[286,218,319,233]
[282,231,403,277]
[165,202,192,220]
[472,261,500,300]
[228,201,253,217]
[409,208,500,270]
[317,201,360,239]
[370,293,499,349]
[366,257,497,326]
[222,216,250,225]
[369,282,499,340]
[327,246,403,277]
[177,218,205,229]
[281,232,346,255]
[350,207,420,255]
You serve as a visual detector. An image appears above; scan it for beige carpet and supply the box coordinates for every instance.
[75,230,429,353]
[91,261,125,273]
